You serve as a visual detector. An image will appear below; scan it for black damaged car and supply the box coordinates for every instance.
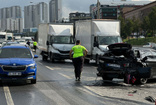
[97,43,152,84]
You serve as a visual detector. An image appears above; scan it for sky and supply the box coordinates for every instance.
[0,0,155,17]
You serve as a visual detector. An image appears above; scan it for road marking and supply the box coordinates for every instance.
[3,86,14,105]
[45,66,54,70]
[35,83,71,105]
[59,73,72,79]
[38,62,43,65]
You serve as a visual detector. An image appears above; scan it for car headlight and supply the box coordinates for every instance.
[27,63,36,69]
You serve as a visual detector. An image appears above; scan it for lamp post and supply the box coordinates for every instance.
[97,0,100,19]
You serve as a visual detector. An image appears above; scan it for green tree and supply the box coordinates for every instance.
[118,15,127,39]
[141,16,150,38]
[149,7,156,36]
[125,19,133,39]
[132,16,141,38]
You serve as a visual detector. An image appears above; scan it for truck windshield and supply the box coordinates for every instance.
[98,36,122,45]
[52,36,74,44]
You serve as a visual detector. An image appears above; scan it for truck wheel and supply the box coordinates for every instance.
[96,55,99,65]
[50,53,55,62]
[84,59,89,64]
[42,55,47,61]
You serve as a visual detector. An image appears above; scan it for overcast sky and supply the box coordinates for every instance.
[0,0,155,17]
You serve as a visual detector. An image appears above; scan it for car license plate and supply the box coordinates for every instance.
[8,72,22,76]
[107,64,120,68]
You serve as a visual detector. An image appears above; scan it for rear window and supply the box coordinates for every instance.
[0,48,32,58]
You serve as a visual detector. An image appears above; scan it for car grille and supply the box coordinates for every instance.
[58,50,70,53]
[2,65,26,71]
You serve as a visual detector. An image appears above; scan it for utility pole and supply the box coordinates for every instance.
[97,0,100,19]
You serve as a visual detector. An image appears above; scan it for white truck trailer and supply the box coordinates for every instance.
[38,23,75,62]
[75,19,122,64]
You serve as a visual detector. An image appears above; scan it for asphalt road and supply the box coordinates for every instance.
[0,52,156,105]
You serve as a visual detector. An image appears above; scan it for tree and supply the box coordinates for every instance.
[118,15,127,39]
[149,7,156,37]
[124,19,134,39]
[132,16,141,38]
[141,16,150,38]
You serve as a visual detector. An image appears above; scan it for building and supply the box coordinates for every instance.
[124,1,156,21]
[90,1,145,20]
[49,0,62,23]
[0,6,23,32]
[24,2,48,29]
[91,4,118,19]
[69,12,92,23]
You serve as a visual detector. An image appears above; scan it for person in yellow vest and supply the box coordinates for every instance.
[33,40,37,53]
[69,40,88,81]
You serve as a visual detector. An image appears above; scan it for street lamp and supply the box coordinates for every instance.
[97,0,100,19]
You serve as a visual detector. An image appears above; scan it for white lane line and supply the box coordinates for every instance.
[3,86,14,105]
[38,62,43,65]
[59,73,72,79]
[45,66,54,70]
[34,83,71,105]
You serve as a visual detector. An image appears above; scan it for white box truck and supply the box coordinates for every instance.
[75,19,122,64]
[38,23,75,62]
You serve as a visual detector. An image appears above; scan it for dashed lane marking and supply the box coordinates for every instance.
[45,66,54,70]
[3,86,14,105]
[59,73,72,79]
[38,62,43,65]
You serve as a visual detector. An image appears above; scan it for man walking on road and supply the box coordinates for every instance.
[69,40,88,81]
[33,40,37,53]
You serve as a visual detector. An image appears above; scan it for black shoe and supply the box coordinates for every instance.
[77,78,80,81]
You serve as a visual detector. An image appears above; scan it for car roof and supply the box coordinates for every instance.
[1,44,29,49]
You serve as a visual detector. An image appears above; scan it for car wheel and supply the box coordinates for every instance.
[139,78,148,84]
[0,80,2,85]
[31,79,36,84]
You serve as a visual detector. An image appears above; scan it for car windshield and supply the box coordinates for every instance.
[98,36,122,45]
[52,36,74,44]
[0,48,32,58]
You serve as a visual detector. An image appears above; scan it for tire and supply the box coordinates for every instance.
[96,55,99,65]
[31,79,36,84]
[84,59,89,64]
[50,53,54,62]
[0,80,2,85]
[42,55,47,61]
[139,78,148,84]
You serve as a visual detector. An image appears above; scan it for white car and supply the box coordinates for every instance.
[18,40,26,45]
[143,42,156,48]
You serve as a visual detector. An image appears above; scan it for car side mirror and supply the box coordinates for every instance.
[34,55,38,58]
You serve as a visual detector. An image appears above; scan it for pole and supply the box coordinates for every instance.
[97,0,100,19]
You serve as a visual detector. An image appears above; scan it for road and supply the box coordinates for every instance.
[0,53,156,105]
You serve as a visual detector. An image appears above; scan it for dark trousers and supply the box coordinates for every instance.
[34,46,37,53]
[72,57,84,79]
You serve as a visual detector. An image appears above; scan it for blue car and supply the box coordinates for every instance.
[0,45,38,84]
